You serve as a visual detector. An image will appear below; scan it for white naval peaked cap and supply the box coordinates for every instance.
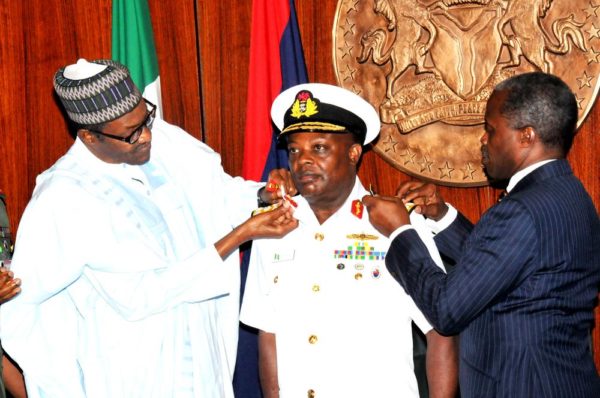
[271,83,381,145]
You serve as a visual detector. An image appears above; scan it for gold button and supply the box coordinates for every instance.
[273,275,279,284]
[312,284,320,292]
[308,334,318,344]
[308,389,315,398]
[314,232,324,241]
[354,272,363,280]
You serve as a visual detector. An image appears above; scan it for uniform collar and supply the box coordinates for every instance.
[293,177,366,227]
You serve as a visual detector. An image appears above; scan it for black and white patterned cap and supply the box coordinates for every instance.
[53,58,142,125]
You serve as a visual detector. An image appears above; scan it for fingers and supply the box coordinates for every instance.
[361,194,410,237]
[266,169,298,197]
[254,204,298,237]
[362,194,399,207]
[257,202,296,223]
[0,275,21,304]
[396,181,427,199]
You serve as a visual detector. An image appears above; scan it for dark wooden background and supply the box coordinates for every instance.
[1,0,598,371]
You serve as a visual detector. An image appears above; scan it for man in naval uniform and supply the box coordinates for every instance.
[241,83,458,398]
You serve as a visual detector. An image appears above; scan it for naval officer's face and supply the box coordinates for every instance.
[287,132,361,207]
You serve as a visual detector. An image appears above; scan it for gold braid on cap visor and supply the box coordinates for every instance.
[281,121,347,134]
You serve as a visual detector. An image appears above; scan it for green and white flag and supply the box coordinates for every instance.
[112,0,162,118]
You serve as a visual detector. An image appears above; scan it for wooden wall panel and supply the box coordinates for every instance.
[0,0,27,235]
[196,0,252,174]
[0,0,112,232]
[148,0,203,141]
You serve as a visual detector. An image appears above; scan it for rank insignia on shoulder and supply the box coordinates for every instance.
[346,233,378,240]
[265,180,279,192]
[351,199,363,219]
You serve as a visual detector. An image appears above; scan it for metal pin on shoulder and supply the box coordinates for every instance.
[280,184,297,208]
[369,183,376,196]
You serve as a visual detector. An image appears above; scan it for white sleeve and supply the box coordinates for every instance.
[424,204,458,234]
[154,119,263,228]
[240,241,277,333]
[221,172,264,227]
[405,212,446,334]
[9,182,236,319]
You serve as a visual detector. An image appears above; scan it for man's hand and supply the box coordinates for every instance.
[362,195,410,237]
[0,267,21,304]
[259,169,298,205]
[243,202,299,240]
[215,203,299,259]
[397,181,448,221]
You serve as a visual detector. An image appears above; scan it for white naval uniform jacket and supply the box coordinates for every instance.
[241,179,445,398]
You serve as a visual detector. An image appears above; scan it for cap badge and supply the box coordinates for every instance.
[290,90,319,119]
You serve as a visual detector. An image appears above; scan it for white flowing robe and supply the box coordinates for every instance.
[0,119,260,397]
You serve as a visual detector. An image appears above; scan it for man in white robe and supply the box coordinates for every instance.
[0,59,297,398]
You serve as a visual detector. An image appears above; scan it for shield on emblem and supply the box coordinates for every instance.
[429,5,503,99]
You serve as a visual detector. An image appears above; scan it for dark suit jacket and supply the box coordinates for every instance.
[386,160,600,397]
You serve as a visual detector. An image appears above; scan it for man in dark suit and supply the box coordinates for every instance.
[363,72,600,397]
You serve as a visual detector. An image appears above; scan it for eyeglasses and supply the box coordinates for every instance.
[88,99,157,144]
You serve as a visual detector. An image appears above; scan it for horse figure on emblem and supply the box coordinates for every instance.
[497,0,587,73]
[357,0,440,107]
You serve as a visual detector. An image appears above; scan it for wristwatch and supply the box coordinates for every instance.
[257,187,269,207]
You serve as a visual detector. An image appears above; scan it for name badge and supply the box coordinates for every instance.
[272,249,295,263]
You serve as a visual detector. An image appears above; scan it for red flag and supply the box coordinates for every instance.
[242,0,308,181]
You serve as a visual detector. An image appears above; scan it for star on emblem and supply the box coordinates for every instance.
[587,46,600,64]
[401,147,417,165]
[438,161,455,179]
[587,23,600,40]
[584,1,600,18]
[342,64,356,81]
[418,155,434,173]
[461,162,477,180]
[346,0,360,14]
[575,95,585,109]
[343,18,355,37]
[338,40,353,59]
[383,134,398,153]
[577,71,594,88]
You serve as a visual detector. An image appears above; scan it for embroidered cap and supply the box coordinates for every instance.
[271,83,380,145]
[53,58,142,125]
